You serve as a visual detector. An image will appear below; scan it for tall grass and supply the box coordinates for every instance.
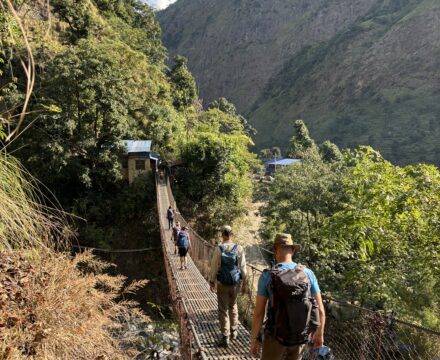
[0,151,71,251]
[0,151,149,359]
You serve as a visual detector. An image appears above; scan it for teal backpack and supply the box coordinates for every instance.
[176,231,189,248]
[217,244,241,285]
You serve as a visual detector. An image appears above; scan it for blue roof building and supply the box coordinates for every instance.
[123,140,152,154]
[121,140,154,183]
[264,158,301,174]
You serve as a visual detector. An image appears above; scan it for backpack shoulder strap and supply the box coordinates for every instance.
[294,264,306,271]
[231,244,238,253]
[219,244,224,253]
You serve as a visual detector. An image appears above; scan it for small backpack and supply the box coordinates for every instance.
[217,244,241,285]
[265,265,320,346]
[176,231,189,248]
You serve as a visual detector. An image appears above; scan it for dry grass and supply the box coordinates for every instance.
[0,250,148,360]
[0,152,150,359]
[0,2,154,357]
[0,151,71,251]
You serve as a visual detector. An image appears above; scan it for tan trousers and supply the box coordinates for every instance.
[217,282,240,337]
[261,333,305,360]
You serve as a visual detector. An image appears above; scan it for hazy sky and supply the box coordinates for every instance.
[145,0,177,10]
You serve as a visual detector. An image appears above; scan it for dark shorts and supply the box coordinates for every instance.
[178,247,188,257]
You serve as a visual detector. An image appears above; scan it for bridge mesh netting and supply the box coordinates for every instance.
[160,178,440,360]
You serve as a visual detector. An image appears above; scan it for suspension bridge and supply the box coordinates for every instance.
[155,177,440,360]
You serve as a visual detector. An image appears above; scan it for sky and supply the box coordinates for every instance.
[145,0,177,10]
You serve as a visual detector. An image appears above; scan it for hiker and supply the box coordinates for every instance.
[172,221,181,254]
[166,205,174,229]
[176,226,191,270]
[249,233,325,360]
[209,225,247,348]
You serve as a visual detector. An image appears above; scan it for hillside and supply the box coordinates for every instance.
[159,0,440,165]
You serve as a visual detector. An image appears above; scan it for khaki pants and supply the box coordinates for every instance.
[261,333,305,360]
[217,282,240,337]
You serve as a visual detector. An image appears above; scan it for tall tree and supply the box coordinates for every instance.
[287,120,319,159]
[169,55,197,111]
[320,140,342,162]
[209,97,256,136]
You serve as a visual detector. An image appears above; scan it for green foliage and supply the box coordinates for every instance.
[287,120,319,159]
[320,140,342,163]
[16,27,178,200]
[260,147,281,161]
[51,0,92,41]
[209,97,237,116]
[169,55,197,111]
[263,145,440,328]
[75,173,156,247]
[263,122,439,327]
[209,97,257,136]
[175,107,258,236]
[319,147,440,326]
[20,39,144,197]
[105,4,165,64]
[262,156,346,256]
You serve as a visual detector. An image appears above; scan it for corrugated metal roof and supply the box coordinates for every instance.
[123,140,152,153]
[264,158,301,166]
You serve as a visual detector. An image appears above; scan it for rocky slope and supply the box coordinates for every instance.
[159,0,440,165]
[159,0,377,111]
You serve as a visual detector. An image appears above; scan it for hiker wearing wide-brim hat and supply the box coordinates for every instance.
[273,233,301,252]
[249,233,326,360]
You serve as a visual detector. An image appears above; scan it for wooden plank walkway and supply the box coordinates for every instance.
[157,182,253,359]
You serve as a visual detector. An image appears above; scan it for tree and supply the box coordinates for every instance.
[260,147,282,161]
[319,147,440,326]
[50,0,92,41]
[18,38,177,202]
[208,97,237,115]
[209,97,257,136]
[287,120,319,158]
[262,156,346,262]
[320,140,342,162]
[169,55,197,111]
[176,108,258,236]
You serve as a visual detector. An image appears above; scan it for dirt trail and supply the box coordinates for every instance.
[233,200,268,271]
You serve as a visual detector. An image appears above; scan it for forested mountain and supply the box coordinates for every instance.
[159,0,440,165]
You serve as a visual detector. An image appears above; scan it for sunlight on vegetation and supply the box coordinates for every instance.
[0,137,69,252]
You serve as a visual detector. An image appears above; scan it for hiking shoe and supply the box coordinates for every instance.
[219,336,229,348]
[231,330,238,340]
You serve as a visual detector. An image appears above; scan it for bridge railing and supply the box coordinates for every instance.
[156,177,207,360]
[164,180,440,359]
[166,181,216,280]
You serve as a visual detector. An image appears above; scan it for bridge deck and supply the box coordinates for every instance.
[157,182,252,359]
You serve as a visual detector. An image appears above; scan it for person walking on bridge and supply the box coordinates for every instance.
[172,221,181,254]
[209,225,247,348]
[176,226,191,270]
[249,233,325,360]
[166,205,174,229]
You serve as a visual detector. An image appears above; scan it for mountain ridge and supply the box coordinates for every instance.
[159,0,440,165]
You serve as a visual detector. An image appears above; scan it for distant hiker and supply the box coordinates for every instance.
[166,206,174,229]
[176,226,191,270]
[249,233,325,360]
[172,221,181,254]
[209,225,247,348]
